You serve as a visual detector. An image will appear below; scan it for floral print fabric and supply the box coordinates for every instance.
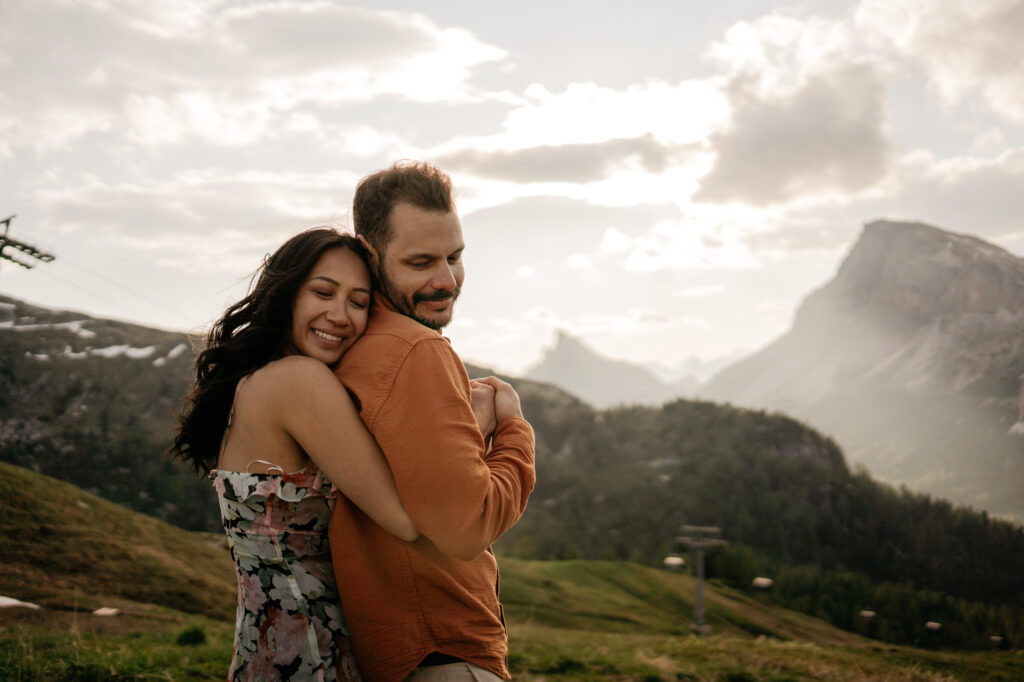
[212,466,361,681]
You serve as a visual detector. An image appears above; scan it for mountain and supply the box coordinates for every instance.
[525,330,698,407]
[0,294,219,531]
[701,220,1024,520]
[4,292,1024,643]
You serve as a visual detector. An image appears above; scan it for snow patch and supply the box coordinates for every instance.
[3,320,97,338]
[153,342,188,366]
[63,345,89,360]
[90,345,156,359]
[0,596,41,610]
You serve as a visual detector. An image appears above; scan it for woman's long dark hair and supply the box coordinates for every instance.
[170,228,368,474]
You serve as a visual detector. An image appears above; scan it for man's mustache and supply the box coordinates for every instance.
[413,288,459,304]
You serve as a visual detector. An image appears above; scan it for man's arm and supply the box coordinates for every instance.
[369,338,535,561]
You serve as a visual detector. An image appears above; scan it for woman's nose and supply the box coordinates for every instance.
[325,303,350,326]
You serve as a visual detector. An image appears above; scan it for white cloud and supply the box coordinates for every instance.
[622,215,765,272]
[600,228,633,253]
[697,11,890,205]
[857,0,1024,123]
[506,81,727,148]
[34,167,363,270]
[673,284,726,298]
[1,1,507,152]
[566,254,594,269]
[516,265,535,277]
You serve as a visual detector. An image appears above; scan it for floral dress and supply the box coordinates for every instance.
[211,376,361,681]
[211,467,361,682]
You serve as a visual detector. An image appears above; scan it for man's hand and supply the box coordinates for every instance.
[470,378,497,439]
[472,376,524,422]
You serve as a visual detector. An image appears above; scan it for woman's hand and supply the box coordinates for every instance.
[470,378,497,439]
[471,376,523,422]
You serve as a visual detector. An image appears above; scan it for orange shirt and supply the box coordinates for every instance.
[329,296,536,682]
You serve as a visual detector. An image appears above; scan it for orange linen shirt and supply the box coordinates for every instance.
[329,295,536,682]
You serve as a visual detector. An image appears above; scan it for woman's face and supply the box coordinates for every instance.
[285,247,371,365]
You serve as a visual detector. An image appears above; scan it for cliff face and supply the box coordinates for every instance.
[701,220,1024,519]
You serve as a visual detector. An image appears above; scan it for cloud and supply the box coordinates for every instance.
[857,0,1024,123]
[0,1,506,151]
[750,145,1024,253]
[600,228,633,253]
[35,168,361,269]
[696,13,890,205]
[673,284,726,298]
[434,134,689,183]
[566,254,594,269]
[502,81,727,147]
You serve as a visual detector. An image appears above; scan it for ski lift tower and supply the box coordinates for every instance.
[677,525,726,635]
[1,215,56,270]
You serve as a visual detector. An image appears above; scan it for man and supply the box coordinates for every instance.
[329,161,536,681]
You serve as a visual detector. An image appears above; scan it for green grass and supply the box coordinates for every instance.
[1,462,1021,681]
[499,558,1023,681]
[0,461,235,620]
[0,609,233,681]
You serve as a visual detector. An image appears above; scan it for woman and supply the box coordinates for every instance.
[172,228,450,681]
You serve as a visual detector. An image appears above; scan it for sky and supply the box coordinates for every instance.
[2,0,1024,378]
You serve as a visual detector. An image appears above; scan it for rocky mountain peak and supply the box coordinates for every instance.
[525,330,694,408]
[700,220,1024,520]
[799,220,1024,332]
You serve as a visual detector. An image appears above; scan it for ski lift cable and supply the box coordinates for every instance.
[57,255,196,325]
[8,262,185,331]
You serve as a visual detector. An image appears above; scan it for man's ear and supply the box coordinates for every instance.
[356,234,379,267]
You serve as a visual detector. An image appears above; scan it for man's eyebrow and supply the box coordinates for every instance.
[400,251,437,262]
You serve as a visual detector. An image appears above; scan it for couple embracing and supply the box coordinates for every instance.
[171,161,536,681]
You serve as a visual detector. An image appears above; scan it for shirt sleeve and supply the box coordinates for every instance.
[369,337,536,561]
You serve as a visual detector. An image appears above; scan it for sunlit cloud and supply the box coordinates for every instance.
[698,11,890,205]
[673,284,726,298]
[600,228,633,253]
[857,0,1024,123]
[566,254,594,269]
[35,168,363,268]
[0,1,507,152]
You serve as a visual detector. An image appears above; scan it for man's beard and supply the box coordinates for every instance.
[376,266,460,330]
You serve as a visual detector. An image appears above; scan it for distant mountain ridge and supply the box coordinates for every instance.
[525,330,698,408]
[701,220,1024,519]
[0,294,215,530]
[4,292,1024,637]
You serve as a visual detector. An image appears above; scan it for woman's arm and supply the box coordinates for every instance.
[267,356,419,542]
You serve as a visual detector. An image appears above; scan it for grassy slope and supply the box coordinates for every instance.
[0,460,235,620]
[1,462,1020,681]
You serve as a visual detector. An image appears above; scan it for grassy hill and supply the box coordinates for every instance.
[0,460,234,620]
[1,463,1020,681]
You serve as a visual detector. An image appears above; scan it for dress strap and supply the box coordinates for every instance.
[216,374,252,470]
[246,459,284,475]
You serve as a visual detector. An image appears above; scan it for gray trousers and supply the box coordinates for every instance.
[404,662,506,682]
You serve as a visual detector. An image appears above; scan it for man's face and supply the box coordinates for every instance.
[371,202,465,330]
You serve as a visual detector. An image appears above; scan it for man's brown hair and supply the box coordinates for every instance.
[352,160,455,256]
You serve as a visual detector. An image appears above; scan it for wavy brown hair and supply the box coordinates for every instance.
[170,228,368,474]
[352,160,455,256]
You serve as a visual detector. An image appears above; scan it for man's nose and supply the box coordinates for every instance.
[432,263,457,291]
